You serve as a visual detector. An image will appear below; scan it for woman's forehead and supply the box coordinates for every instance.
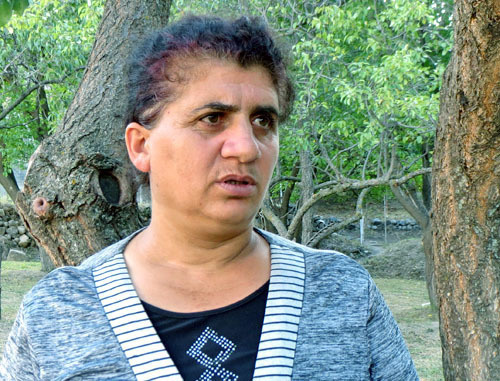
[172,59,279,111]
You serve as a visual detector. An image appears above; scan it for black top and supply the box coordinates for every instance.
[142,281,269,381]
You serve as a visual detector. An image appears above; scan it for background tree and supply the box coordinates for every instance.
[432,0,500,379]
[248,0,451,306]
[0,0,29,27]
[0,0,102,202]
[15,0,172,266]
[5,0,452,283]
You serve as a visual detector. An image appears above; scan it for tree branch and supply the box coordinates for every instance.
[286,167,431,240]
[260,199,287,236]
[0,67,85,123]
[306,188,370,247]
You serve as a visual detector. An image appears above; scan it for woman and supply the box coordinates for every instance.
[1,15,418,380]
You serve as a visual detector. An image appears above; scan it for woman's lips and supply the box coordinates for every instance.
[216,175,257,197]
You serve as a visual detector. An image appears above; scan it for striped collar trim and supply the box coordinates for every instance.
[93,237,305,380]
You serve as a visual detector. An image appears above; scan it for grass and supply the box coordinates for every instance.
[0,261,45,353]
[0,262,443,379]
[375,278,443,381]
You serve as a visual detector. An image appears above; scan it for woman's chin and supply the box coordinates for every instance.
[206,207,258,229]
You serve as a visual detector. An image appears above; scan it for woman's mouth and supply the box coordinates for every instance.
[217,175,257,196]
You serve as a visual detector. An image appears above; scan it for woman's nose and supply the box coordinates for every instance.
[220,119,261,163]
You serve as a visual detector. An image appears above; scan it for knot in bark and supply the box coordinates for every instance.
[32,197,52,218]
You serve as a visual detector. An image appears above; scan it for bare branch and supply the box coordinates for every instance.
[0,67,85,123]
[0,118,39,130]
[286,167,431,240]
[269,176,300,189]
[306,213,362,247]
[260,199,287,237]
[306,188,370,247]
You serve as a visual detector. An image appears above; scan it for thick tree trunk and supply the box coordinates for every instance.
[16,0,172,266]
[432,1,500,379]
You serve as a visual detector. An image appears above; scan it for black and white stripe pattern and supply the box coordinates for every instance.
[93,239,305,380]
[93,255,182,380]
[253,244,305,380]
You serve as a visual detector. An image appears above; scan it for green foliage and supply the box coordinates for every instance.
[0,0,30,27]
[171,0,452,219]
[276,0,451,178]
[0,0,103,172]
[0,0,452,211]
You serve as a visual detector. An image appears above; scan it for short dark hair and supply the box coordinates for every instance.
[126,15,294,128]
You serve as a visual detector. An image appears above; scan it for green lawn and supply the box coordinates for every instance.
[0,262,443,379]
[375,278,443,381]
[0,261,45,354]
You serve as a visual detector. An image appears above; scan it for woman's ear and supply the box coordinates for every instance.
[125,122,152,173]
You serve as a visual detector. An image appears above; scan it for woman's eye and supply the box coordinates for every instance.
[201,113,222,124]
[253,115,275,130]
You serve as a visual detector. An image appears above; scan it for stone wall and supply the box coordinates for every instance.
[0,203,38,261]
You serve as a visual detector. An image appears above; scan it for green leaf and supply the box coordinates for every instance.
[12,0,28,16]
[0,0,13,27]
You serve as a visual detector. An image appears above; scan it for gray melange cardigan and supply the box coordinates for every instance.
[1,229,419,380]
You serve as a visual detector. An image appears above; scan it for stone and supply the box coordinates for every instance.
[0,208,5,217]
[17,225,26,235]
[0,239,5,259]
[18,234,31,248]
[7,249,27,261]
[8,220,17,227]
[6,226,18,236]
[372,218,383,226]
[0,226,5,235]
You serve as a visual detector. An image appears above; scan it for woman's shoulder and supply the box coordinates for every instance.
[22,231,136,312]
[258,228,370,280]
[259,228,374,306]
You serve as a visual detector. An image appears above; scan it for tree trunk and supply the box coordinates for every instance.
[300,149,314,244]
[0,146,19,203]
[390,182,437,308]
[422,141,432,212]
[279,160,300,225]
[0,167,19,203]
[432,1,500,379]
[15,0,172,266]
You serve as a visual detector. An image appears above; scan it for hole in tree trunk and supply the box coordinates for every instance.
[98,171,121,205]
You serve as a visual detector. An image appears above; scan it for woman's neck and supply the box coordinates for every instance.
[123,219,271,312]
[129,217,259,269]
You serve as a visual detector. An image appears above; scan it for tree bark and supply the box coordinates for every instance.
[432,1,500,379]
[16,0,172,266]
[300,149,314,244]
[0,168,19,203]
[0,149,19,203]
[390,182,437,308]
[422,141,432,212]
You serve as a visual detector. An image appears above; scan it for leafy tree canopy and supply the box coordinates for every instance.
[0,0,103,173]
[1,0,452,203]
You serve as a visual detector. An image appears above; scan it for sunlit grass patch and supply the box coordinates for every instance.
[375,278,443,381]
[0,261,45,353]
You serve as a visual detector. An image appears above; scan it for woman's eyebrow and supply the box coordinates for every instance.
[191,102,239,114]
[252,105,279,118]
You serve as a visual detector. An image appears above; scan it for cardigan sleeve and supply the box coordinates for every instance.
[367,278,420,380]
[0,304,41,380]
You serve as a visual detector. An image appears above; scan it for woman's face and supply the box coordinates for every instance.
[127,59,280,232]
